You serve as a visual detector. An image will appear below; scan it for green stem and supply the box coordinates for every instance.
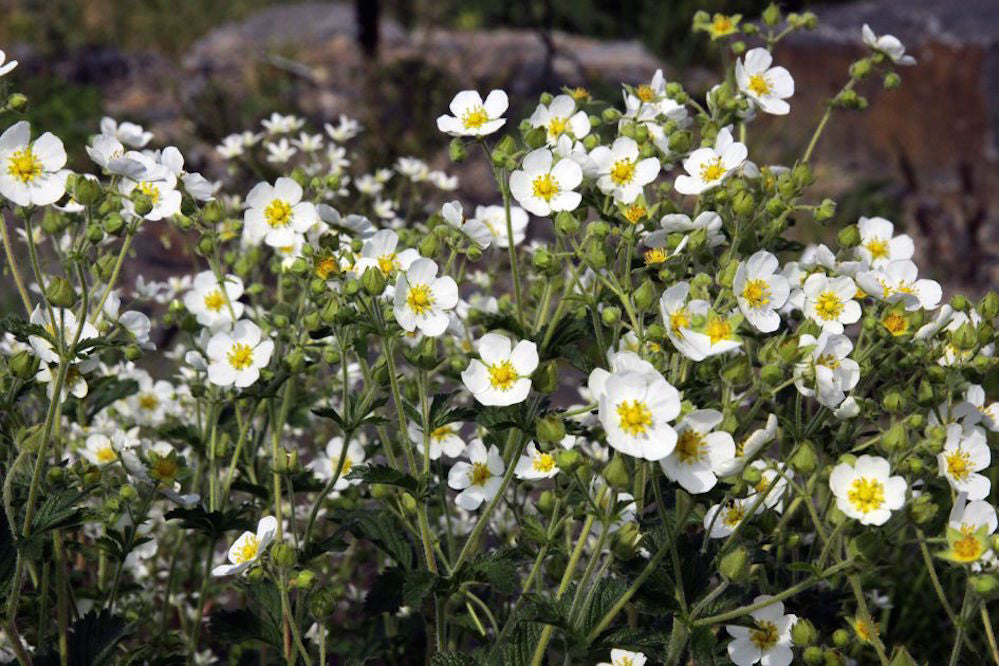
[0,207,32,314]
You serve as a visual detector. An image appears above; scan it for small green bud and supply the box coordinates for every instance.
[9,350,38,379]
[602,456,630,490]
[131,191,154,216]
[6,93,28,111]
[881,390,906,413]
[124,344,142,361]
[536,413,566,445]
[731,190,755,216]
[668,131,691,153]
[555,449,581,472]
[537,490,555,515]
[466,245,482,261]
[270,542,297,568]
[849,58,872,79]
[719,546,751,582]
[837,224,860,249]
[832,628,850,648]
[46,467,64,485]
[525,127,547,149]
[532,360,559,394]
[883,72,901,90]
[972,574,999,599]
[760,364,784,386]
[951,322,977,351]
[296,570,317,589]
[612,522,641,560]
[532,247,552,271]
[45,277,77,308]
[789,440,819,474]
[588,221,611,239]
[400,492,418,515]
[309,589,337,618]
[284,348,306,373]
[949,294,969,312]
[909,493,938,524]
[601,107,622,124]
[916,378,935,406]
[741,466,762,486]
[601,306,621,326]
[302,312,321,332]
[289,258,309,276]
[979,292,999,319]
[418,233,439,257]
[74,177,103,206]
[802,646,825,665]
[554,211,579,235]
[633,280,656,311]
[360,267,386,296]
[762,2,781,25]
[119,484,138,502]
[717,259,738,288]
[814,198,837,223]
[448,138,467,162]
[791,618,819,646]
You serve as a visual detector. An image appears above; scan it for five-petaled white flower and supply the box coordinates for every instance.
[951,384,999,432]
[856,259,941,311]
[354,229,419,277]
[244,177,318,248]
[207,320,274,388]
[794,332,860,408]
[0,121,71,207]
[659,409,736,493]
[726,596,797,666]
[461,332,538,406]
[442,200,494,249]
[509,148,583,217]
[514,442,559,480]
[393,258,459,337]
[183,271,245,332]
[734,250,791,332]
[801,274,860,333]
[659,282,741,361]
[468,204,530,249]
[28,305,99,365]
[311,437,367,491]
[409,423,466,461]
[589,137,660,203]
[674,127,747,195]
[597,649,648,666]
[938,424,991,501]
[211,516,278,576]
[529,94,591,145]
[83,433,120,466]
[0,49,19,78]
[704,497,759,539]
[118,151,183,221]
[862,24,916,65]
[437,90,508,137]
[736,48,794,115]
[447,439,505,510]
[596,365,681,461]
[855,216,913,267]
[829,455,906,526]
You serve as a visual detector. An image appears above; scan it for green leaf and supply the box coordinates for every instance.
[34,610,133,666]
[364,566,405,615]
[402,569,438,607]
[431,653,485,666]
[163,504,253,539]
[345,464,420,494]
[0,313,48,343]
[334,509,414,569]
[83,376,138,421]
[29,488,88,536]
[579,578,630,638]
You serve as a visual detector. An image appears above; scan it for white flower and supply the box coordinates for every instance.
[243,177,318,248]
[28,306,99,364]
[862,24,916,65]
[794,332,860,408]
[428,170,459,191]
[658,282,741,361]
[461,333,538,406]
[597,649,648,666]
[396,156,429,181]
[99,117,152,148]
[409,423,465,461]
[217,134,245,159]
[598,366,681,461]
[829,455,906,525]
[123,375,175,427]
[442,201,493,249]
[726,596,796,666]
[0,121,71,207]
[118,152,182,221]
[509,148,583,217]
[264,138,297,163]
[206,320,274,388]
[951,384,999,431]
[736,48,794,115]
[211,516,278,576]
[436,90,508,137]
[589,137,660,203]
[716,414,778,477]
[529,94,590,145]
[674,127,747,195]
[325,115,362,142]
[949,493,998,536]
[647,210,726,250]
[856,260,941,311]
[801,274,860,333]
[938,424,991,500]
[704,497,758,538]
[86,134,144,178]
[311,438,366,491]
[834,396,861,420]
[393,258,458,337]
[514,442,558,480]
[469,204,530,248]
[747,460,790,512]
[0,49,19,77]
[855,216,913,267]
[82,433,119,466]
[447,439,505,510]
[659,409,735,493]
[734,250,790,332]
[354,229,419,277]
[183,271,245,331]
[292,131,324,152]
[261,113,304,135]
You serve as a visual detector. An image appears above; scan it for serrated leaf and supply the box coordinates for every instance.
[33,610,133,666]
[431,653,484,666]
[334,509,414,569]
[402,569,438,607]
[0,313,48,343]
[163,505,253,538]
[83,376,138,421]
[30,488,88,536]
[364,566,405,615]
[345,464,420,493]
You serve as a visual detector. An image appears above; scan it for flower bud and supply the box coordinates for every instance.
[731,190,755,217]
[849,58,872,79]
[303,312,322,332]
[296,569,317,589]
[536,414,566,445]
[789,440,818,474]
[284,348,307,373]
[760,363,784,386]
[525,127,547,149]
[883,72,901,90]
[6,93,28,111]
[9,350,38,379]
[602,456,630,490]
[802,646,824,665]
[814,198,837,223]
[309,588,337,618]
[972,574,999,599]
[791,618,818,646]
[908,493,937,524]
[668,131,691,153]
[719,546,751,582]
[555,449,581,472]
[837,224,860,249]
[74,177,103,206]
[979,292,999,320]
[554,211,579,236]
[832,628,850,648]
[447,137,468,163]
[537,490,555,515]
[532,360,558,394]
[951,322,977,351]
[633,280,656,311]
[741,465,762,486]
[270,542,297,568]
[400,492,418,515]
[45,277,77,308]
[612,522,641,560]
[361,267,386,296]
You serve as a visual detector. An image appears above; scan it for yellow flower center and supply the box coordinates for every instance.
[952,533,984,562]
[669,309,690,334]
[750,619,779,651]
[945,449,972,482]
[636,84,655,102]
[488,360,518,390]
[265,199,292,228]
[547,116,568,138]
[722,503,745,527]
[675,429,706,464]
[570,87,590,101]
[151,457,179,482]
[227,342,255,371]
[624,204,647,224]
[847,477,885,514]
[882,313,908,335]
[741,279,771,308]
[610,158,636,186]
[232,534,260,564]
[699,157,726,183]
[462,105,489,130]
[7,148,42,183]
[615,658,634,666]
[469,462,491,486]
[816,353,840,369]
[137,181,161,204]
[865,238,889,260]
[710,16,735,37]
[706,316,732,344]
[316,256,338,279]
[644,247,669,265]
[430,425,453,441]
[854,618,878,643]
[815,291,844,321]
[203,289,226,312]
[532,452,556,473]
[406,283,435,315]
[138,393,159,411]
[616,399,652,436]
[331,455,353,476]
[96,445,117,464]
[377,253,397,275]
[531,173,560,202]
[747,74,771,97]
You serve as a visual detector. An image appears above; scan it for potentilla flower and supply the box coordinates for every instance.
[217,134,245,159]
[99,116,152,148]
[529,94,590,145]
[206,320,274,388]
[183,271,245,331]
[0,121,71,207]
[937,424,991,500]
[949,492,998,537]
[393,258,458,337]
[597,649,648,666]
[428,170,459,191]
[509,148,583,217]
[243,177,318,247]
[855,216,913,267]
[647,210,726,250]
[211,516,278,576]
[324,115,362,142]
[599,368,681,461]
[674,127,747,195]
[726,596,797,666]
[830,455,906,526]
[83,433,119,466]
[123,374,176,427]
[794,332,860,408]
[801,274,860,333]
[264,138,296,163]
[354,229,419,277]
[747,460,790,512]
[736,48,794,115]
[261,112,304,135]
[862,24,916,65]
[0,49,19,78]
[86,134,144,178]
[658,282,741,361]
[461,332,538,406]
[514,442,559,480]
[436,89,508,137]
[118,152,182,221]
[468,204,530,248]
[704,496,758,538]
[36,359,94,399]
[734,250,791,332]
[589,137,660,203]
[396,156,429,181]
[447,439,505,510]
[659,409,736,493]
[409,423,466,461]
[28,305,99,364]
[716,413,778,477]
[856,260,941,311]
[311,437,366,491]
[950,384,999,431]
[442,200,493,249]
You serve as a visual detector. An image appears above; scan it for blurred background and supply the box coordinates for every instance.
[2,0,998,295]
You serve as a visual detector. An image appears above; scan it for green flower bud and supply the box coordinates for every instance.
[131,191,154,216]
[951,322,977,351]
[633,280,656,311]
[525,127,547,149]
[601,306,621,326]
[717,259,738,288]
[979,292,999,320]
[466,245,482,261]
[537,490,555,515]
[74,177,103,206]
[555,449,581,472]
[296,569,317,589]
[532,360,558,394]
[646,323,666,340]
[45,277,77,308]
[719,546,750,582]
[533,247,553,271]
[448,138,467,162]
[246,567,265,583]
[731,190,755,216]
[360,267,386,296]
[284,348,306,373]
[601,107,622,124]
[270,542,297,568]
[303,312,322,332]
[760,363,784,386]
[832,628,850,648]
[588,221,611,239]
[119,484,138,502]
[789,440,819,474]
[584,242,607,269]
[6,93,28,111]
[400,492,418,515]
[791,618,818,646]
[619,123,637,140]
[814,198,837,223]
[289,258,309,276]
[741,466,762,486]
[536,414,566,445]
[909,493,937,524]
[973,574,999,599]
[762,2,781,25]
[837,224,860,249]
[602,456,630,490]
[612,522,641,560]
[418,233,439,258]
[802,646,825,665]
[309,588,337,618]
[124,343,142,361]
[883,72,901,90]
[9,350,38,379]
[949,294,969,312]
[668,131,691,153]
[633,124,649,144]
[849,58,872,79]
[554,211,579,235]
[881,390,906,413]
[916,378,935,406]
[46,467,64,485]
[906,413,925,430]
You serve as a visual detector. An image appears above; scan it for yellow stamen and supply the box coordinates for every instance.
[848,477,884,513]
[531,173,560,202]
[616,400,652,436]
[227,343,254,370]
[406,283,435,315]
[815,291,844,321]
[6,147,42,183]
[699,157,726,183]
[265,199,292,228]
[741,279,771,308]
[488,360,517,390]
[462,105,489,130]
[675,429,706,464]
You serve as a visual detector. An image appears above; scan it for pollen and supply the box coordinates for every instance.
[616,399,652,436]
[816,353,840,369]
[741,279,771,308]
[469,462,491,486]
[96,445,117,464]
[675,429,706,464]
[610,158,636,186]
[747,74,771,97]
[377,253,397,275]
[531,173,560,201]
[406,283,435,315]
[623,203,647,224]
[227,342,255,371]
[570,87,590,101]
[815,291,844,321]
[749,619,779,651]
[331,455,353,476]
[151,457,179,482]
[952,532,984,562]
[710,15,736,37]
[699,157,726,183]
[265,198,293,228]
[461,105,489,130]
[706,316,732,344]
[488,360,518,390]
[644,247,669,265]
[848,477,885,514]
[670,309,690,334]
[7,148,42,183]
[137,181,161,205]
[203,289,226,312]
[636,84,655,102]
[945,449,972,482]
[882,313,908,335]
[722,503,745,527]
[532,452,556,473]
[315,256,338,279]
[547,116,568,138]
[232,534,260,564]
[430,425,453,441]
[865,238,889,260]
[138,393,159,411]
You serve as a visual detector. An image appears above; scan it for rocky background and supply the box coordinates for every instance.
[3,0,999,294]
